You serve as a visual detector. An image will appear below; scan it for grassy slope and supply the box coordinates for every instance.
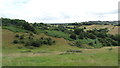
[2,29,119,66]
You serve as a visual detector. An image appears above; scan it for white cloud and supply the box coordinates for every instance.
[0,0,119,23]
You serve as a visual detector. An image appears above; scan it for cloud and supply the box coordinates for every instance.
[0,0,119,23]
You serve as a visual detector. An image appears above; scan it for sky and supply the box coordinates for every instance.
[0,0,119,23]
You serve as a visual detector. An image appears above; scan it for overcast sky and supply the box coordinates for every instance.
[0,0,119,23]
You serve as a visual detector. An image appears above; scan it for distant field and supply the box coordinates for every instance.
[2,29,119,66]
[79,25,119,35]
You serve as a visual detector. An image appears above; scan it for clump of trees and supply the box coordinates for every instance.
[25,37,55,47]
[13,34,55,47]
[2,18,36,33]
[69,28,119,48]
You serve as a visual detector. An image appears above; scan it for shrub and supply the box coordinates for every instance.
[84,27,86,29]
[25,40,42,47]
[87,33,96,39]
[78,33,85,39]
[19,40,25,44]
[19,35,24,40]
[25,37,55,47]
[74,28,84,35]
[70,34,76,40]
[13,40,19,44]
[15,34,19,38]
[88,42,94,46]
[17,46,23,49]
[29,33,34,36]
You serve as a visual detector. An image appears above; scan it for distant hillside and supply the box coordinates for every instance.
[2,18,120,49]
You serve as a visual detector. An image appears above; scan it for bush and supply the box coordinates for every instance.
[25,37,55,47]
[87,33,96,39]
[84,27,86,29]
[19,35,24,40]
[30,33,34,36]
[25,40,42,47]
[70,34,76,40]
[13,40,19,44]
[17,46,23,49]
[19,40,25,44]
[15,34,19,38]
[74,28,84,35]
[78,32,85,39]
[88,42,94,46]
[73,41,82,47]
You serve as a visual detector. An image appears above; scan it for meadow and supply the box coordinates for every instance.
[2,29,119,66]
[1,18,119,66]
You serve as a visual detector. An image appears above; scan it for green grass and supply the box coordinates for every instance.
[75,38,103,48]
[2,47,118,66]
[2,26,28,32]
[2,29,119,66]
[45,30,72,40]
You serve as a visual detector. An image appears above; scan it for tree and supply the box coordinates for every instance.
[23,23,36,33]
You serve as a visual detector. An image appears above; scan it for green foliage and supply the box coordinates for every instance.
[2,18,36,33]
[15,34,19,38]
[25,40,42,47]
[2,18,120,48]
[87,33,96,39]
[23,23,36,33]
[112,34,120,42]
[13,40,19,44]
[2,18,27,27]
[19,35,24,40]
[72,39,103,48]
[71,40,93,48]
[13,39,25,44]
[70,34,76,40]
[13,33,56,47]
[74,28,84,35]
[25,37,55,47]
[78,32,85,39]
